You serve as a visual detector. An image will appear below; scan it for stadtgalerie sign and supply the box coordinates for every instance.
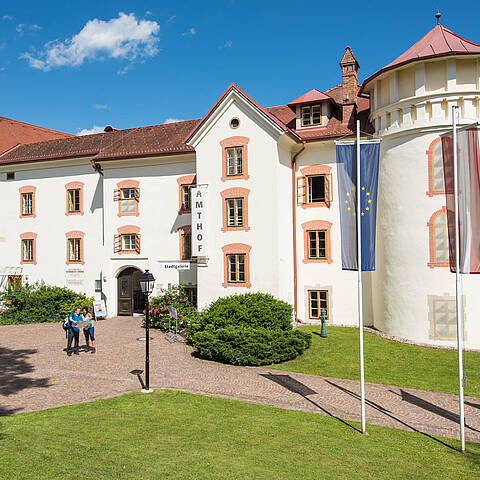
[158,262,190,271]
[192,185,207,256]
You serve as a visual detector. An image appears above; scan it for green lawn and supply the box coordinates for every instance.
[271,326,480,396]
[0,390,478,480]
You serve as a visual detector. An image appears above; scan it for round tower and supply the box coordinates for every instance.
[361,18,480,349]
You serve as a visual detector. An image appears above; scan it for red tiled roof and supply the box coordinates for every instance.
[0,121,199,166]
[1,84,372,166]
[288,89,334,106]
[0,116,72,155]
[362,24,480,89]
[184,82,302,144]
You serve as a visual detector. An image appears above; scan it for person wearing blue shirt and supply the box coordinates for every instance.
[65,307,82,356]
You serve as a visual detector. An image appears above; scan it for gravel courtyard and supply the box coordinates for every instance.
[1,316,479,442]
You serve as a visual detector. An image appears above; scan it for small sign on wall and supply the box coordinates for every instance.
[65,269,85,285]
[158,262,190,271]
[191,185,208,257]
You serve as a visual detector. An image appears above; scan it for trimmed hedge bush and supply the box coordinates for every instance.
[186,292,293,339]
[0,282,93,324]
[192,326,312,366]
[188,293,311,366]
[144,285,196,331]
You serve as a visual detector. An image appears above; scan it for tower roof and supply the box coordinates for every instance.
[362,24,480,89]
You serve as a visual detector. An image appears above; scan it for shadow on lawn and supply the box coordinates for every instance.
[324,380,459,451]
[260,373,362,434]
[0,346,50,416]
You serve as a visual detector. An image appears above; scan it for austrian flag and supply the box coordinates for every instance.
[441,125,480,273]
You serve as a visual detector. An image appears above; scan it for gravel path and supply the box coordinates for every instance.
[1,316,479,443]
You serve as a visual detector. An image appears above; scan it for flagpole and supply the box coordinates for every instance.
[356,119,366,434]
[452,105,466,452]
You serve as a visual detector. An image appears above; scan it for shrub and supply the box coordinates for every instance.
[145,285,196,331]
[191,326,312,366]
[0,282,93,323]
[186,292,293,339]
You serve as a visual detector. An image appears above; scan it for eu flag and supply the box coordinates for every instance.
[335,142,380,271]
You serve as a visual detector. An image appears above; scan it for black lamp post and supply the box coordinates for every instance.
[139,269,155,393]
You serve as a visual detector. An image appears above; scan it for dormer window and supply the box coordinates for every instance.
[301,105,322,127]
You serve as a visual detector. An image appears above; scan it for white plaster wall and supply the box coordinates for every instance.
[0,159,103,301]
[101,155,197,315]
[373,132,480,349]
[193,99,290,309]
[295,142,363,327]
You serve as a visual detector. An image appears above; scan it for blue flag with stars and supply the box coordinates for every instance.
[335,142,380,271]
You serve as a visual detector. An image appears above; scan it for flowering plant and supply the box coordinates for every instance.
[143,284,196,331]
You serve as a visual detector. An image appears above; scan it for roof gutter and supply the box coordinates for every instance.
[292,141,306,323]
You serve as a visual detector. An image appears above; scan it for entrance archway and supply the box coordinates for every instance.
[117,267,143,316]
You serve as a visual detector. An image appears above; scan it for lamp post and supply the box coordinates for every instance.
[139,269,155,393]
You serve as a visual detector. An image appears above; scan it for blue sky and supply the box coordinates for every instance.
[1,1,478,135]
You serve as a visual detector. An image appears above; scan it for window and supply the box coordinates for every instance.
[177,175,196,214]
[222,243,252,288]
[6,172,15,180]
[308,230,327,259]
[301,105,322,127]
[23,240,34,261]
[68,189,80,213]
[115,180,140,217]
[226,147,243,176]
[19,186,36,218]
[302,220,332,264]
[230,118,240,129]
[433,299,457,338]
[182,234,192,260]
[68,238,81,262]
[7,275,22,290]
[184,287,197,308]
[65,231,85,265]
[428,208,449,268]
[120,189,137,213]
[227,254,245,283]
[114,226,141,255]
[65,182,84,216]
[298,165,332,208]
[20,232,37,264]
[426,137,446,196]
[22,193,33,216]
[220,136,250,181]
[226,198,243,226]
[123,234,136,251]
[220,187,250,231]
[308,290,329,320]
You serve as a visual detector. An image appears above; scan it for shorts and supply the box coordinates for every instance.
[83,326,95,342]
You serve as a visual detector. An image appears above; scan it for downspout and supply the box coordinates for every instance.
[90,160,104,245]
[292,141,306,323]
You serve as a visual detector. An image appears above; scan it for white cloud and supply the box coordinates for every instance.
[117,64,134,75]
[182,27,196,36]
[220,40,232,49]
[2,15,12,21]
[145,11,152,16]
[168,15,176,23]
[16,23,41,34]
[76,125,106,136]
[22,12,160,72]
[164,118,184,124]
[92,103,108,109]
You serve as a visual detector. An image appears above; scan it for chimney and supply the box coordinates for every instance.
[339,46,359,126]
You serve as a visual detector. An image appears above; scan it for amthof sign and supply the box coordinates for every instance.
[192,185,207,257]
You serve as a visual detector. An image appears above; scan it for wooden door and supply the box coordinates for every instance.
[117,269,133,315]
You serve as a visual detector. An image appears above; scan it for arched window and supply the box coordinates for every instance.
[426,137,445,196]
[427,208,449,268]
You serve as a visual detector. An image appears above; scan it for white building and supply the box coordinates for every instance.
[1,20,480,349]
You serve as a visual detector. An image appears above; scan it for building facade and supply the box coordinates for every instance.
[1,21,480,349]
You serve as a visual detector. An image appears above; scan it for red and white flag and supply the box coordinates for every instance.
[442,126,480,273]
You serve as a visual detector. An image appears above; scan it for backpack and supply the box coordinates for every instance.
[62,316,71,330]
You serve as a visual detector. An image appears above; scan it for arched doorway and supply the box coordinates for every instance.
[117,267,143,315]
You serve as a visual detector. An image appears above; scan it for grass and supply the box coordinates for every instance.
[0,390,478,480]
[270,326,480,396]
